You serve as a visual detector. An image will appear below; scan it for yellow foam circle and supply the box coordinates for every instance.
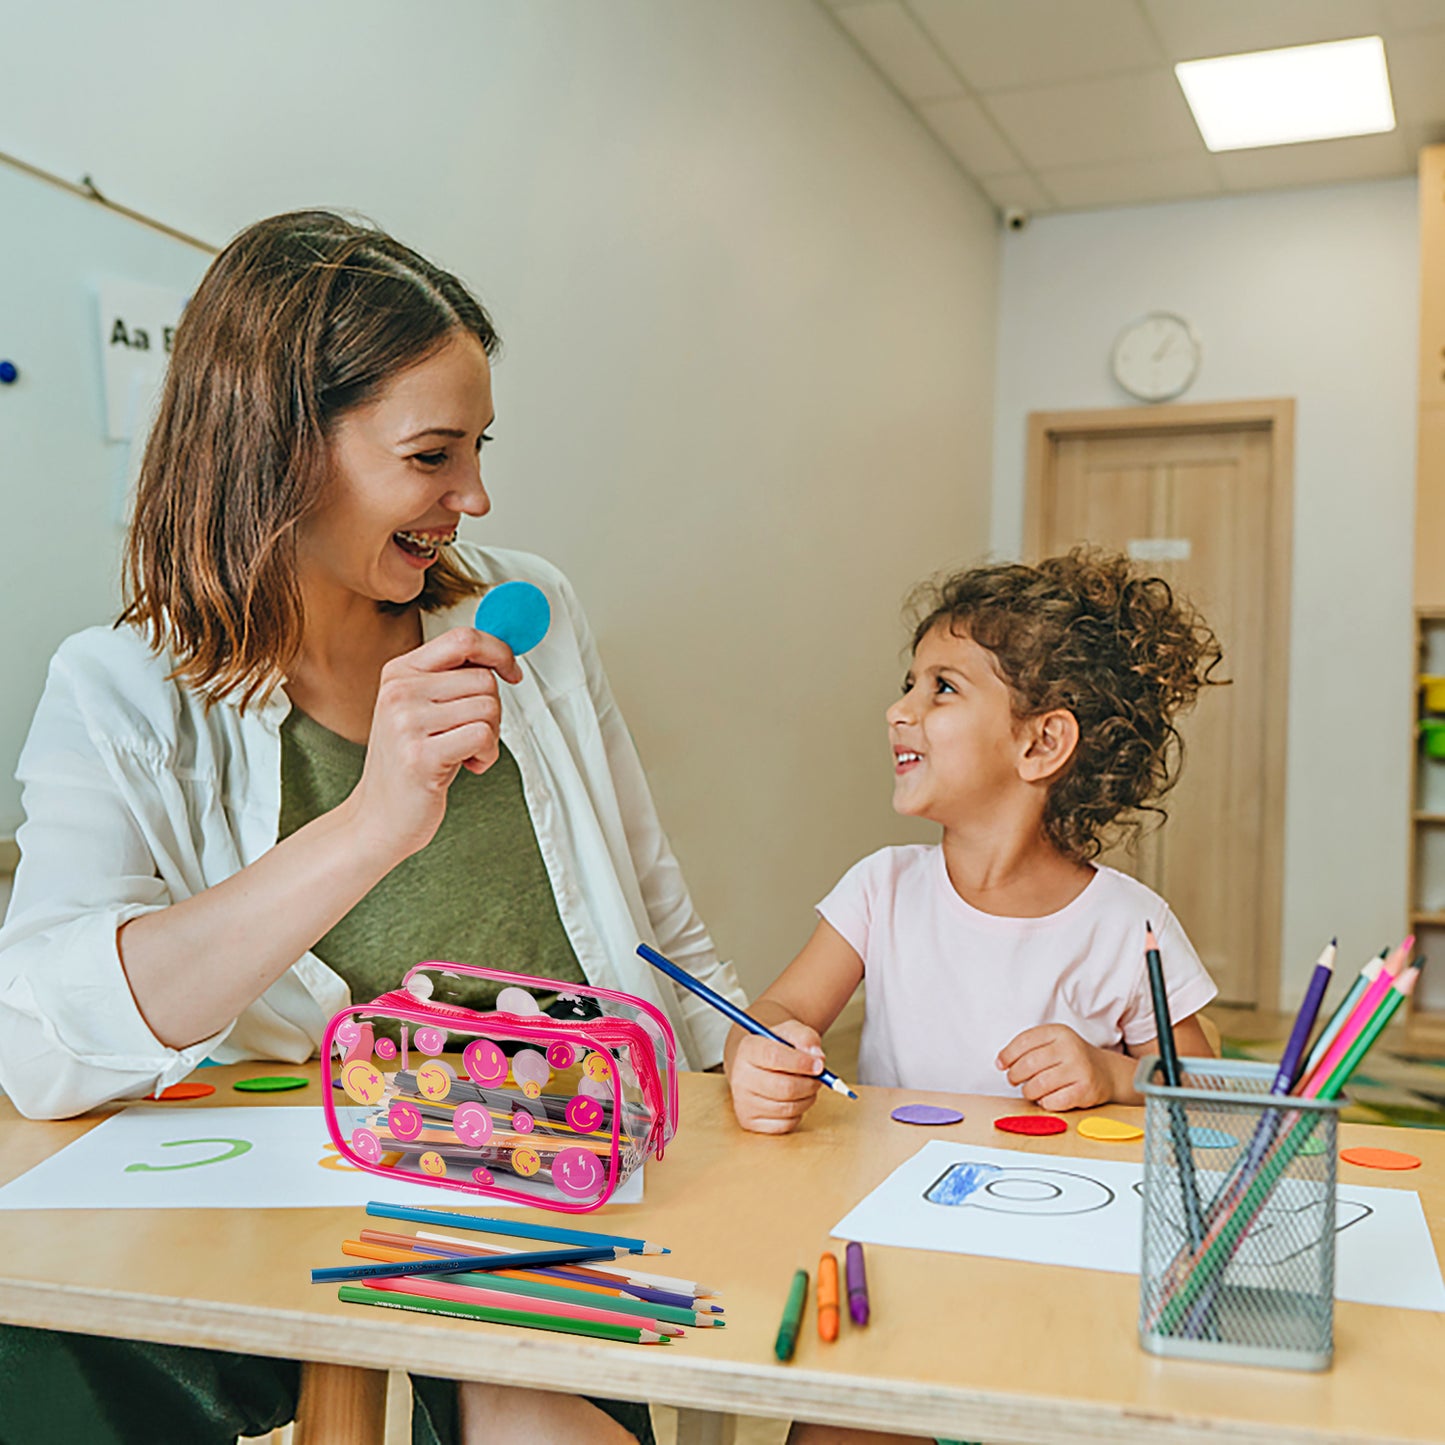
[1077,1115,1144,1142]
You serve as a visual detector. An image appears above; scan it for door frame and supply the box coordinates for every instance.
[1023,398,1295,1013]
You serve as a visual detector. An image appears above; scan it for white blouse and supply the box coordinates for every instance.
[0,545,744,1118]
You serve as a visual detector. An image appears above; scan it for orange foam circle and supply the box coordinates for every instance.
[1340,1146,1421,1171]
[151,1082,215,1100]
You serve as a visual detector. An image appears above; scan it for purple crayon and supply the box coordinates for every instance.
[845,1241,869,1326]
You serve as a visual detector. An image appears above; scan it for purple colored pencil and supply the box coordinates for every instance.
[1274,938,1336,1092]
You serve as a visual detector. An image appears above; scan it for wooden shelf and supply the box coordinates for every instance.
[1414,812,1445,822]
[1408,911,1445,926]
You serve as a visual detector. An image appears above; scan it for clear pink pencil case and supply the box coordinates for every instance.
[322,962,678,1212]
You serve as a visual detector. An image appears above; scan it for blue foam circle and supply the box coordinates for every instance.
[0,361,17,385]
[474,580,550,656]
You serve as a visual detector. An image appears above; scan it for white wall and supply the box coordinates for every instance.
[0,1,999,995]
[992,178,1419,1005]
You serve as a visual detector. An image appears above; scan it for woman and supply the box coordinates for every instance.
[0,211,744,1444]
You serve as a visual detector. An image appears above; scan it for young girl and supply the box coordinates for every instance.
[727,549,1222,1139]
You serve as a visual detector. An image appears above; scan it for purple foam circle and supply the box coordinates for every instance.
[891,1103,965,1126]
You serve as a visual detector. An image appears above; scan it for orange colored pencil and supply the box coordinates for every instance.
[817,1251,840,1342]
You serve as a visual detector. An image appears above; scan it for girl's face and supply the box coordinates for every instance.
[300,332,494,606]
[886,622,1025,824]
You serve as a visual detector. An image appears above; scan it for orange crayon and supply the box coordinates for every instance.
[818,1251,840,1342]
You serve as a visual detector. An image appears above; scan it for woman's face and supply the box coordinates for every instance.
[301,332,495,606]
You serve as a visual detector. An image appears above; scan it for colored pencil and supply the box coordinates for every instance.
[1274,938,1336,1092]
[312,1244,617,1284]
[1311,964,1420,1102]
[1145,924,1205,1250]
[411,1229,717,1296]
[637,943,858,1100]
[817,1252,840,1342]
[775,1269,809,1362]
[1296,937,1411,1098]
[360,1275,684,1335]
[339,1284,671,1343]
[845,1241,869,1326]
[340,1240,724,1327]
[366,1199,667,1254]
[364,1232,720,1312]
[1297,948,1385,1082]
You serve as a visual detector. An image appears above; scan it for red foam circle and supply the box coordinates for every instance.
[994,1114,1066,1136]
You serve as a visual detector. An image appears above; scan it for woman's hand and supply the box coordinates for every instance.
[726,1019,827,1134]
[346,627,523,864]
[996,1023,1130,1112]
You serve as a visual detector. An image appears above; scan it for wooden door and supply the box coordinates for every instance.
[1027,403,1293,1008]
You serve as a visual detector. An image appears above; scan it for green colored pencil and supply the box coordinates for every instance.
[1297,950,1384,1080]
[1312,965,1419,1101]
[338,1285,670,1343]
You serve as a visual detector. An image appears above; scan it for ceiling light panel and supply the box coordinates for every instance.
[1176,35,1396,151]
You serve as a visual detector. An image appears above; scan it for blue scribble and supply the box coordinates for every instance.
[925,1161,1003,1206]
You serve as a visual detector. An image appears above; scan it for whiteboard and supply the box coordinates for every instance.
[0,161,210,835]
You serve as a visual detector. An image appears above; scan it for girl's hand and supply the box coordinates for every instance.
[996,1024,1122,1112]
[726,1020,827,1135]
[346,627,523,864]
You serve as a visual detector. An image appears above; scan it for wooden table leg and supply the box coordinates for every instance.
[292,1361,388,1445]
[675,1408,736,1445]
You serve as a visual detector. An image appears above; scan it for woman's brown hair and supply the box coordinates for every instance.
[909,548,1225,863]
[120,210,499,707]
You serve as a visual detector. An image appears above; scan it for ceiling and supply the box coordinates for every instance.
[818,0,1445,216]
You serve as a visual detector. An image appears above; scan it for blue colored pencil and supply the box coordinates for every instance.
[312,1245,618,1284]
[366,1200,669,1255]
[636,944,858,1100]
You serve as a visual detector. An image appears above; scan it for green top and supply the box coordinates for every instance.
[278,706,586,1011]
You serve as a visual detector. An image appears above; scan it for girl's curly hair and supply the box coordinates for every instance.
[909,548,1225,863]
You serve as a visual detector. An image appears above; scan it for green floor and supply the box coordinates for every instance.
[1222,1034,1445,1129]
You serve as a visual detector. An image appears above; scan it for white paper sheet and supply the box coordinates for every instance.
[830,1139,1445,1313]
[0,1107,642,1211]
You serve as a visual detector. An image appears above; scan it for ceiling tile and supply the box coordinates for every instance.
[1144,0,1390,62]
[1386,28,1445,125]
[987,70,1205,169]
[1214,128,1411,189]
[1381,0,1445,31]
[919,95,1022,175]
[979,172,1055,213]
[1040,152,1224,209]
[907,0,1163,92]
[834,1,963,102]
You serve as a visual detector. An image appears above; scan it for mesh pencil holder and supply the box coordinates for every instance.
[1136,1056,1343,1372]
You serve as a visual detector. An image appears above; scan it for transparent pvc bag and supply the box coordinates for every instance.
[322,962,678,1213]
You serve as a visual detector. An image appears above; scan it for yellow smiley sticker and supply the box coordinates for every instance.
[419,1150,447,1177]
[520,1080,542,1099]
[341,1059,386,1106]
[511,1145,541,1177]
[582,1052,613,1083]
[416,1061,455,1102]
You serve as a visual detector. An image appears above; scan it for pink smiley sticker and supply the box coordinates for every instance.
[453,1102,494,1148]
[566,1094,605,1134]
[547,1041,579,1070]
[415,1027,448,1055]
[462,1037,508,1087]
[552,1146,605,1199]
[388,1100,424,1142]
[334,1018,360,1050]
[471,1166,494,1186]
[350,1127,383,1164]
[374,1037,397,1060]
[511,1108,535,1134]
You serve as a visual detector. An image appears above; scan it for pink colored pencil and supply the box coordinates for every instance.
[360,1276,684,1336]
[1296,935,1412,1098]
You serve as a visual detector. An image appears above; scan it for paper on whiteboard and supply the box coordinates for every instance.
[96,278,189,441]
[830,1139,1445,1313]
[0,1107,642,1211]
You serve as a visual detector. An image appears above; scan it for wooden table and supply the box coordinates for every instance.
[1,1064,1442,1444]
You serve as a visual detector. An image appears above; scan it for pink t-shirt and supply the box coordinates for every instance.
[817,845,1217,1096]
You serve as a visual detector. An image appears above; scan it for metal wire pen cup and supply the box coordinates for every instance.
[1136,1057,1343,1371]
